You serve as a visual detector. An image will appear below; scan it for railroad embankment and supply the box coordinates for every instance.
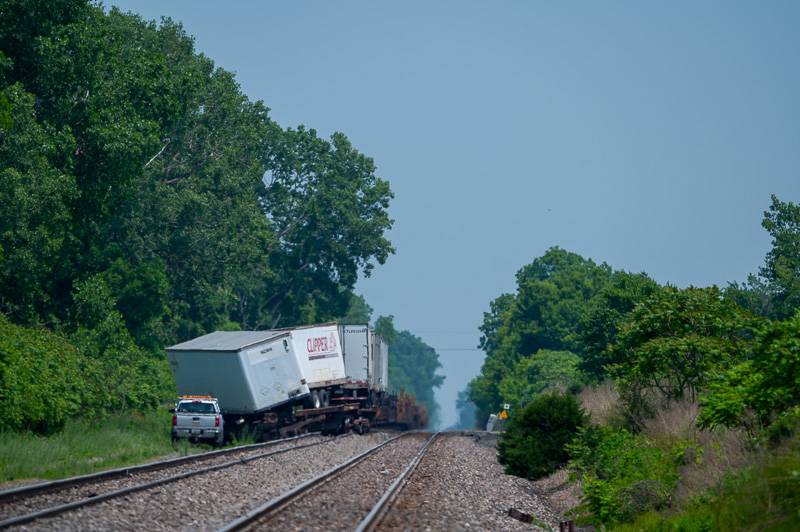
[1,431,563,531]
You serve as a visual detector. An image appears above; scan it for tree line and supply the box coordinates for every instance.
[465,195,800,528]
[0,0,442,432]
[467,194,799,426]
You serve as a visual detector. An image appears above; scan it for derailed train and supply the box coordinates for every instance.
[166,323,427,440]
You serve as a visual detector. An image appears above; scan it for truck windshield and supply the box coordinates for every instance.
[177,401,216,414]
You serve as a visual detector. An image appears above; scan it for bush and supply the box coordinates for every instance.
[0,315,83,433]
[497,392,585,479]
[569,425,679,525]
[615,434,800,531]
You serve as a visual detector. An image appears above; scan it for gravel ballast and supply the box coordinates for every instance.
[14,432,391,531]
[251,433,428,531]
[0,434,327,523]
[378,433,559,531]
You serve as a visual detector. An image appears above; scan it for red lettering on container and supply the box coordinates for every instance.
[307,336,330,353]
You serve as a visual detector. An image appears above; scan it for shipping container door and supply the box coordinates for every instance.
[341,325,369,382]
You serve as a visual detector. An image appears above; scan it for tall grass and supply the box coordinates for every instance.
[0,410,205,482]
[614,435,800,531]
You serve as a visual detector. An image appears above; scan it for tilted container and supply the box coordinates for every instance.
[272,323,347,388]
[166,331,309,415]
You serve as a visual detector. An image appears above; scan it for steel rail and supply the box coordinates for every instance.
[0,432,318,503]
[217,432,418,532]
[0,433,340,530]
[354,432,440,532]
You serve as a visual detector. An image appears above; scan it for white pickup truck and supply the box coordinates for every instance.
[171,396,224,446]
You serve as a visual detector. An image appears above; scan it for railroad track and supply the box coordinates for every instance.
[0,432,331,529]
[220,431,441,532]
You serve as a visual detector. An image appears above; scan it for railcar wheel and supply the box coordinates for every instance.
[308,391,322,409]
[320,389,330,407]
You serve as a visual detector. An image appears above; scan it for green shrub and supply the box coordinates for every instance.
[615,434,800,531]
[0,315,83,433]
[569,425,679,525]
[498,392,585,479]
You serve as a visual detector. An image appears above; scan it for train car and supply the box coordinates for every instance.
[167,323,429,441]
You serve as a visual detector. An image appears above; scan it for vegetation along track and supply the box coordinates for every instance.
[0,432,339,530]
[221,432,439,532]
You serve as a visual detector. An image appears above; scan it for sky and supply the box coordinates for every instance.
[112,1,800,428]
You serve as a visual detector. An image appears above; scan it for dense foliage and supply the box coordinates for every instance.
[497,393,585,479]
[568,426,679,525]
[498,349,582,411]
[699,311,800,432]
[0,1,420,432]
[0,315,82,432]
[469,248,656,422]
[471,195,800,527]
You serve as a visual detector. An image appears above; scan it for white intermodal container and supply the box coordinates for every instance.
[167,324,347,414]
[166,330,310,414]
[338,324,370,383]
[282,323,347,387]
[336,323,389,393]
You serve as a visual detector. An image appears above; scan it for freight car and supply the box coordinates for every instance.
[166,322,426,441]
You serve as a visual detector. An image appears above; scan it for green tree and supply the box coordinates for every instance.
[760,195,800,318]
[609,286,759,418]
[577,271,659,380]
[263,126,394,327]
[699,311,800,431]
[470,248,611,423]
[0,84,77,324]
[498,349,583,411]
[338,293,373,324]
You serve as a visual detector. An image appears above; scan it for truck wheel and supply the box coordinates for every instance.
[320,389,330,407]
[215,432,224,447]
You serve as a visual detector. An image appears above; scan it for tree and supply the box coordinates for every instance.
[699,311,800,431]
[609,286,759,413]
[454,386,478,429]
[578,271,659,380]
[0,84,77,324]
[0,314,83,433]
[262,126,394,327]
[760,195,800,318]
[0,0,398,432]
[338,293,373,324]
[470,248,611,423]
[498,349,583,411]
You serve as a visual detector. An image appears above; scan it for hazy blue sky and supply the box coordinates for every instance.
[112,1,799,428]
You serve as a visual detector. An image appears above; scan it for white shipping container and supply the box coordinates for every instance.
[368,329,389,393]
[338,324,370,383]
[166,331,309,414]
[278,323,347,387]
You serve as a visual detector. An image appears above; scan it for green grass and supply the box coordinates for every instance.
[612,436,800,531]
[0,410,218,482]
